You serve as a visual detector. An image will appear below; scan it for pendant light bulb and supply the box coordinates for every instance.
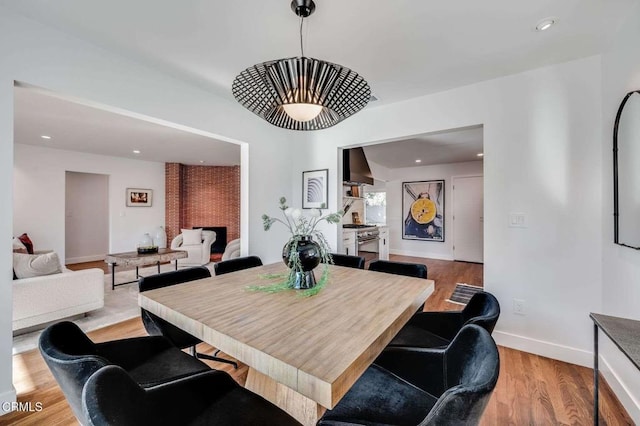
[282,103,323,122]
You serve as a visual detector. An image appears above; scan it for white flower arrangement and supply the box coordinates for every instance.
[263,198,341,236]
[256,197,343,295]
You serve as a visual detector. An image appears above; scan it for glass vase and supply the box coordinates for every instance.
[153,226,167,249]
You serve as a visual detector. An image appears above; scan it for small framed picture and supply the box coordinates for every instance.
[126,188,153,207]
[302,169,329,209]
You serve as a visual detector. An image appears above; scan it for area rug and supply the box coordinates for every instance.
[446,283,483,306]
[12,263,215,355]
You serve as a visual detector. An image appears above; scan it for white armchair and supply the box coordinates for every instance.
[221,238,241,261]
[170,229,216,266]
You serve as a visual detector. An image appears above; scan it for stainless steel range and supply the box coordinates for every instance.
[356,227,380,244]
[343,224,380,255]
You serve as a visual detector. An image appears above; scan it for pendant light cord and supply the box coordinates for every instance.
[299,16,304,57]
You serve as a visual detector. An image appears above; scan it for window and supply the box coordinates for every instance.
[365,192,386,224]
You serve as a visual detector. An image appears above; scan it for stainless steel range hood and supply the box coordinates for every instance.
[343,147,373,185]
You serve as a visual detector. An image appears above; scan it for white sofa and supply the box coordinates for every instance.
[12,267,104,332]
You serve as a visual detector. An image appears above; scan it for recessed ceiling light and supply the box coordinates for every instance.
[415,159,422,163]
[40,135,51,139]
[477,153,484,157]
[199,160,205,164]
[535,18,556,32]
[133,150,141,154]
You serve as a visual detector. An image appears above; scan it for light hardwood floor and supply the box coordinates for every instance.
[4,256,632,425]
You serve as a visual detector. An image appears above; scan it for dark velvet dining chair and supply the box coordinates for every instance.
[368,259,428,311]
[82,365,302,426]
[368,259,428,278]
[39,321,210,425]
[139,266,238,368]
[326,253,365,269]
[318,325,500,426]
[389,290,501,349]
[213,255,263,275]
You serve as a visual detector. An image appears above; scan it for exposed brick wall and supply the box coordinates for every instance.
[165,163,240,245]
[165,163,182,243]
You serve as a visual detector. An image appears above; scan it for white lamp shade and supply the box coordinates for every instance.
[282,103,323,122]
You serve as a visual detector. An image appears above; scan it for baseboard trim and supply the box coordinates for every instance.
[493,330,592,367]
[65,254,105,264]
[389,249,453,261]
[599,347,640,422]
[0,387,17,415]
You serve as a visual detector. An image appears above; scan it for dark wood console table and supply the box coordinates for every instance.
[590,313,640,425]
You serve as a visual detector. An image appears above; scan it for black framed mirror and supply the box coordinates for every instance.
[614,90,640,249]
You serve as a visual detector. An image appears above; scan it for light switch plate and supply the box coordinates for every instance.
[509,213,526,228]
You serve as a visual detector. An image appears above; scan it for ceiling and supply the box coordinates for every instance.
[363,126,483,169]
[4,1,634,165]
[14,86,241,166]
[2,0,633,107]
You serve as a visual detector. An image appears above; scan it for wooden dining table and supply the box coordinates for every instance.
[138,262,434,425]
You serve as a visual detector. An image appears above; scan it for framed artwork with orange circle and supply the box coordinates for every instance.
[402,180,444,241]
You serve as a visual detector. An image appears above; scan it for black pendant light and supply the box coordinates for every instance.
[232,0,371,131]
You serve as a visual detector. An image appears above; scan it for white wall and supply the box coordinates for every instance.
[600,2,640,420]
[0,77,15,410]
[386,161,483,260]
[295,56,603,370]
[0,7,295,412]
[65,171,109,264]
[14,144,165,264]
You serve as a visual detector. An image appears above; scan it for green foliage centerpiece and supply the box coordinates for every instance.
[254,197,342,296]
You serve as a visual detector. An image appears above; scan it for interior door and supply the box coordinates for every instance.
[65,171,109,264]
[452,176,483,263]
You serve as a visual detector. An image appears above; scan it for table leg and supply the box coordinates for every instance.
[111,263,116,290]
[174,260,178,271]
[157,261,160,274]
[594,323,599,426]
[245,368,325,426]
[135,266,139,279]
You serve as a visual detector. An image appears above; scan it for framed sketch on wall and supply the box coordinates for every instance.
[402,180,444,241]
[302,169,329,209]
[126,188,153,207]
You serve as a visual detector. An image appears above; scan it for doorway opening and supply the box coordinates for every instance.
[13,82,248,265]
[452,175,483,263]
[65,171,109,264]
[338,125,484,263]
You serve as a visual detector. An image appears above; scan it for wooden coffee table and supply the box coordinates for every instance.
[104,248,188,290]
